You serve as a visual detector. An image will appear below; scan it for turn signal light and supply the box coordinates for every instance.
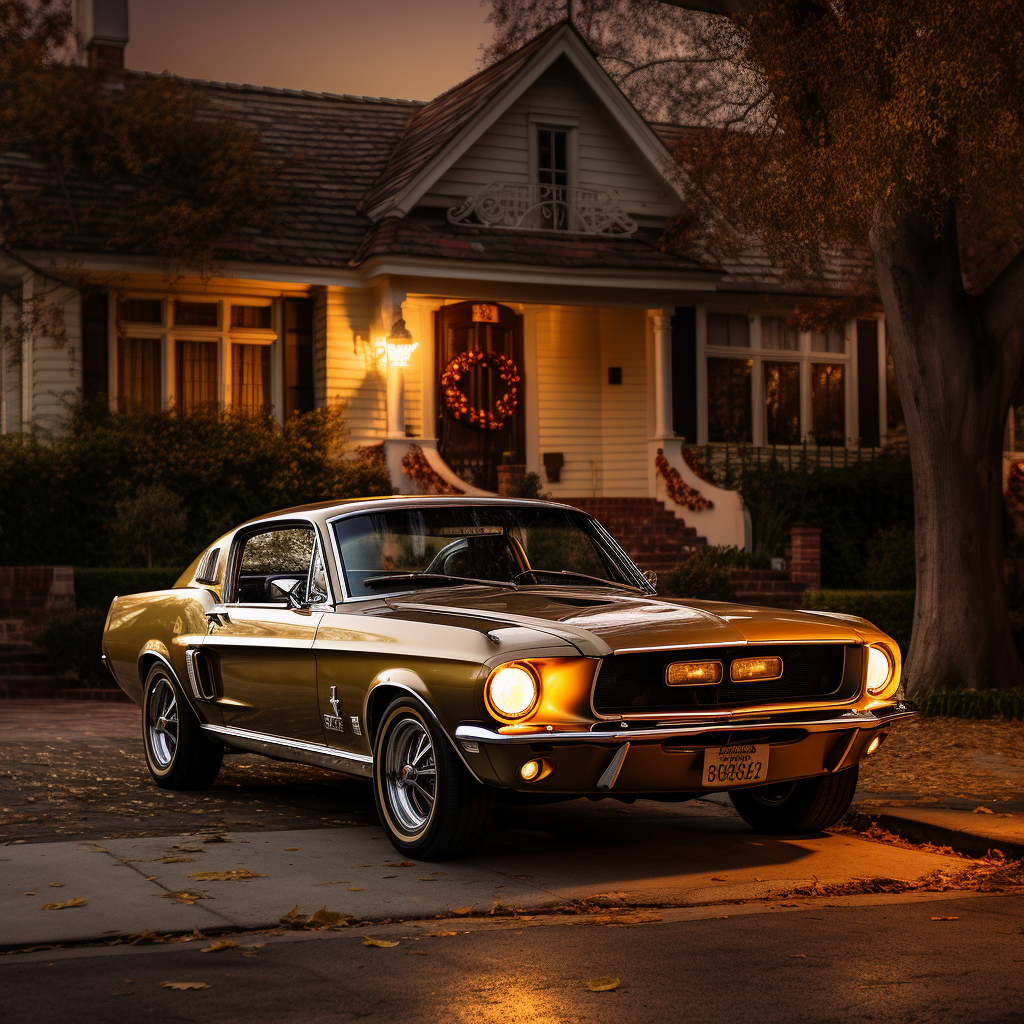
[731,656,784,682]
[666,660,723,686]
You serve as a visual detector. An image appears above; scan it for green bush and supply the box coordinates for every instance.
[75,567,185,611]
[659,547,737,601]
[863,524,916,589]
[36,608,112,688]
[801,589,916,655]
[916,688,1024,721]
[0,402,392,567]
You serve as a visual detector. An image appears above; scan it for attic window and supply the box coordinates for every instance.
[537,128,569,231]
[174,301,219,328]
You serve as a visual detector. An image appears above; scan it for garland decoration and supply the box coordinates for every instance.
[682,446,714,484]
[656,448,714,512]
[441,350,520,430]
[401,444,464,495]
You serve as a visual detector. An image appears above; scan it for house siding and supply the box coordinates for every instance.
[26,279,81,432]
[535,304,648,498]
[422,57,679,219]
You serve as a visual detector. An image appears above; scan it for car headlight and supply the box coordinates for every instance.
[865,645,895,696]
[486,663,539,721]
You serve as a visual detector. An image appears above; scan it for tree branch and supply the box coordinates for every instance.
[657,0,762,15]
[981,244,1024,344]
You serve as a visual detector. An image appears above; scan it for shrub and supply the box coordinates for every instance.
[863,524,916,590]
[802,589,916,655]
[0,402,392,567]
[36,608,112,688]
[659,547,737,601]
[916,688,1024,721]
[74,567,185,611]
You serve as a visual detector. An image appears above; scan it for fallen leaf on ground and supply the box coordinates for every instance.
[306,907,352,929]
[241,943,264,957]
[430,931,458,937]
[200,940,238,953]
[386,861,416,867]
[418,877,438,882]
[178,927,206,943]
[47,882,64,887]
[451,905,474,916]
[362,936,399,948]
[161,982,209,991]
[161,857,193,864]
[189,869,266,882]
[348,887,364,892]
[789,954,807,958]
[973,806,995,814]
[202,835,229,843]
[24,892,35,896]
[160,891,212,905]
[128,930,162,945]
[586,977,621,992]
[312,881,349,886]
[41,898,86,910]
[931,916,960,921]
[409,950,428,955]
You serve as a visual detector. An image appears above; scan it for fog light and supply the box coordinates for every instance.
[865,734,886,755]
[518,758,553,783]
[666,660,723,686]
[731,656,783,682]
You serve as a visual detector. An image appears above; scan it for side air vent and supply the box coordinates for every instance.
[185,648,217,702]
[195,547,221,584]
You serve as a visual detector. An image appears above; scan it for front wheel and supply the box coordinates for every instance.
[373,698,495,860]
[142,663,223,790]
[728,766,858,834]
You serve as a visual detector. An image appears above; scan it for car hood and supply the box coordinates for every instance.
[383,586,867,657]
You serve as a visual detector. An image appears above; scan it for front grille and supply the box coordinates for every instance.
[592,644,860,717]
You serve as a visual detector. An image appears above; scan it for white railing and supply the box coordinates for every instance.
[447,182,638,236]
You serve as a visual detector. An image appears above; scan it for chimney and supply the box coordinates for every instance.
[75,0,129,73]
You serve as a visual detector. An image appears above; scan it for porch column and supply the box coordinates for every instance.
[386,363,406,438]
[648,308,673,439]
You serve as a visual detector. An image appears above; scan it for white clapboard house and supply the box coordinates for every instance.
[1,10,914,556]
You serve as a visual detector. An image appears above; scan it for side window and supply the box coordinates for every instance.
[233,526,328,605]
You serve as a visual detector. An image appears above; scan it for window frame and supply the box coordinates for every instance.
[698,309,857,448]
[527,114,579,191]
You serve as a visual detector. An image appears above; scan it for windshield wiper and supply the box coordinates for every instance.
[513,569,642,592]
[363,573,516,591]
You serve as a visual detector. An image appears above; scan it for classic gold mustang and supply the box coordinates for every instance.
[102,497,915,859]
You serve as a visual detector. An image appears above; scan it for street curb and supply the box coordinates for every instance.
[846,810,1024,861]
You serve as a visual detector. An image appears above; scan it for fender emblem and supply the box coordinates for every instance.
[323,715,345,732]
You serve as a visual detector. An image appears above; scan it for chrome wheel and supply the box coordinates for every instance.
[146,676,178,769]
[383,716,437,834]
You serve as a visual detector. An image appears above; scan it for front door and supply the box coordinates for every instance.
[204,523,329,744]
[436,301,525,492]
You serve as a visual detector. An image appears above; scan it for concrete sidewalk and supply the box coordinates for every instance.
[1,812,970,949]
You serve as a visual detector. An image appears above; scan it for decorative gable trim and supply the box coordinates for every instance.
[364,24,685,222]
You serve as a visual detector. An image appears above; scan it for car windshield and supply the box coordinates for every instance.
[332,505,643,598]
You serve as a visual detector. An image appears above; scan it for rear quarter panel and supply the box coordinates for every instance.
[103,588,215,707]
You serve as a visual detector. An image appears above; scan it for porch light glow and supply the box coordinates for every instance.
[385,317,417,368]
[730,656,784,682]
[665,660,723,686]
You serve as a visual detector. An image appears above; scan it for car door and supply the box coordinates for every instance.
[203,521,329,744]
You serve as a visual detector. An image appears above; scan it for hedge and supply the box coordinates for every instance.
[915,688,1024,721]
[801,589,916,655]
[74,567,186,612]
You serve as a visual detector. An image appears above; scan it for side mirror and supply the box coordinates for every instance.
[269,579,305,608]
[643,569,658,590]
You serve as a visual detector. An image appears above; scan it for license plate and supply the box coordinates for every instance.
[702,743,769,788]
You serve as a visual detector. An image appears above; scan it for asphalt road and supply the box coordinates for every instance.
[2,895,1021,1023]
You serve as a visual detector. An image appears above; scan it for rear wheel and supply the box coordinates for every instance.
[729,766,858,834]
[373,698,495,860]
[142,663,223,789]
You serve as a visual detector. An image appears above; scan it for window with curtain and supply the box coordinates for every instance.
[231,305,272,330]
[707,357,752,442]
[174,301,219,328]
[811,364,845,445]
[764,361,801,444]
[811,325,846,353]
[176,340,219,414]
[116,338,161,413]
[761,316,800,351]
[232,343,271,414]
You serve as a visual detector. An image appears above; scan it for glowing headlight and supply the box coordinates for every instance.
[865,645,894,696]
[486,663,539,720]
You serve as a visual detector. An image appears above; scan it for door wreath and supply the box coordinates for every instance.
[441,350,520,430]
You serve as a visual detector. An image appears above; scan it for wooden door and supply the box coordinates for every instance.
[435,301,524,492]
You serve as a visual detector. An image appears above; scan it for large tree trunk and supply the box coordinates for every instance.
[870,205,1024,695]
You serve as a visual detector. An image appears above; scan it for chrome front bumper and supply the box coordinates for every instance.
[454,700,918,747]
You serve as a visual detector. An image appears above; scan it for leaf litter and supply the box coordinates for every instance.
[188,868,266,882]
[40,898,86,910]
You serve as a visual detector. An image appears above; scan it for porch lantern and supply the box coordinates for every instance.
[385,317,417,437]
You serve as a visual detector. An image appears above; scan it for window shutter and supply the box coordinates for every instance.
[856,320,880,447]
[671,307,697,443]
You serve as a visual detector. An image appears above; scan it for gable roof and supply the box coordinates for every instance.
[360,21,686,221]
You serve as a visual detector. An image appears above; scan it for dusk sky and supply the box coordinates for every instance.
[126,0,495,101]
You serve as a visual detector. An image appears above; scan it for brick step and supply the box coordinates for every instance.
[0,676,66,698]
